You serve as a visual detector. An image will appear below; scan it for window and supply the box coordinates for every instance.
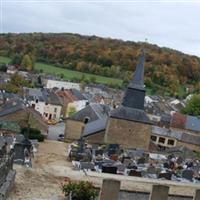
[168,139,175,146]
[151,135,157,142]
[53,114,56,119]
[158,137,165,144]
[54,108,57,113]
[83,117,90,124]
[36,99,39,103]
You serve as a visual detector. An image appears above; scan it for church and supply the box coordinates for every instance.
[65,52,200,152]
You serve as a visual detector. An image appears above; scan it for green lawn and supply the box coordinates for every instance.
[0,56,11,63]
[35,62,122,85]
[0,56,123,86]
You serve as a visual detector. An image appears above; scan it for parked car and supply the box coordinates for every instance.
[57,134,64,141]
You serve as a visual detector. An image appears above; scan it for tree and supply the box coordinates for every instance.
[68,106,77,117]
[11,53,22,66]
[21,54,34,71]
[182,94,200,116]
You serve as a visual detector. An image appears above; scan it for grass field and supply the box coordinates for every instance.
[0,56,11,64]
[0,56,123,86]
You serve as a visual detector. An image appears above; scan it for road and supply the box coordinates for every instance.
[47,122,65,141]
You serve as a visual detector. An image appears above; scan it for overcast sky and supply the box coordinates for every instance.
[2,0,200,56]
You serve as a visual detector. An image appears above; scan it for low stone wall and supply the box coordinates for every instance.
[0,170,16,200]
[119,191,192,200]
[0,152,16,200]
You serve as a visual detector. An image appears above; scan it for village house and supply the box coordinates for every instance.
[0,98,48,134]
[6,65,18,74]
[45,79,80,90]
[56,88,88,118]
[23,88,62,122]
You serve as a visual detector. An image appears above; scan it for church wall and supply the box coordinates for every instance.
[176,141,200,152]
[104,118,151,150]
[64,119,84,141]
[84,131,105,145]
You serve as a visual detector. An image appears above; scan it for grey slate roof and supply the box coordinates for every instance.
[24,88,62,106]
[128,51,145,90]
[69,103,110,122]
[186,115,200,133]
[110,105,151,124]
[151,126,200,146]
[71,89,87,101]
[0,99,26,117]
[152,126,182,140]
[83,117,108,137]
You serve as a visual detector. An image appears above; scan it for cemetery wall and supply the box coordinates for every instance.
[119,191,192,200]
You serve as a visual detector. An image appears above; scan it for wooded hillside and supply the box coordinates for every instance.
[0,33,200,97]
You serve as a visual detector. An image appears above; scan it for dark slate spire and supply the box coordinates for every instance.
[122,50,146,110]
[128,50,145,90]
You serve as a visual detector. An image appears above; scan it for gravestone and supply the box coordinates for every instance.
[137,157,146,164]
[129,170,142,177]
[176,156,183,165]
[102,166,117,174]
[182,169,194,181]
[158,172,172,180]
[163,162,170,169]
[147,166,157,174]
[80,162,95,171]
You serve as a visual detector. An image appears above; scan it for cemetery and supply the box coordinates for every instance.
[68,140,200,184]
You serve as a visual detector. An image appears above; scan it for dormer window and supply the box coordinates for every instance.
[83,117,90,124]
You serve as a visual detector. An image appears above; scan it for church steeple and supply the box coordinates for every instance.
[129,50,145,90]
[122,51,146,110]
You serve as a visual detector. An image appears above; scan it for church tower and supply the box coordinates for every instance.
[104,51,152,150]
[122,51,145,110]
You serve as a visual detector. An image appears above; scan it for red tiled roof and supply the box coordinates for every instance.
[170,112,187,129]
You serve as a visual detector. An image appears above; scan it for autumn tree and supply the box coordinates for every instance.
[182,94,200,116]
[21,54,34,71]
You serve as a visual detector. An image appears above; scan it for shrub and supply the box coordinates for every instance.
[62,180,98,200]
[21,127,45,142]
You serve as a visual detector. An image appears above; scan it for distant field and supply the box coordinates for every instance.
[0,56,123,86]
[35,62,123,85]
[0,56,11,63]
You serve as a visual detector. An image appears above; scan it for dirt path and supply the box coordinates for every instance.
[8,140,69,200]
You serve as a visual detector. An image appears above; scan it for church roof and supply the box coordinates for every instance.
[110,105,151,124]
[128,51,145,90]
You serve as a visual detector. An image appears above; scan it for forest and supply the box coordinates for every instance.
[0,33,200,98]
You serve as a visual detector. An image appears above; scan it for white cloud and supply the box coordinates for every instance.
[2,1,200,56]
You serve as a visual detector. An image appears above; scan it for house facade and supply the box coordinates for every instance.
[45,79,80,90]
[24,88,62,122]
